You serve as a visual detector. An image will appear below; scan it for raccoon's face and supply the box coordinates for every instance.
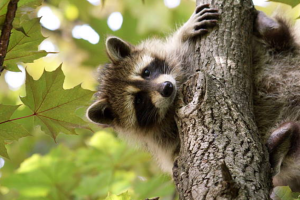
[87,37,179,131]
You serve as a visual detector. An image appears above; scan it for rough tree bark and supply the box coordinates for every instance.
[173,0,272,199]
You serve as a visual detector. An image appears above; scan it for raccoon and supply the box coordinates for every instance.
[87,3,300,192]
[253,11,300,191]
[86,4,220,173]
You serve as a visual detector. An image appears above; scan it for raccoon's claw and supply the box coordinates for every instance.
[193,29,208,37]
[195,20,218,31]
[195,4,210,14]
[194,6,220,31]
[181,4,219,41]
[197,11,220,22]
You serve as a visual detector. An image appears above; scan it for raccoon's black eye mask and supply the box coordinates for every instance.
[142,58,170,80]
[134,92,145,105]
[134,92,158,128]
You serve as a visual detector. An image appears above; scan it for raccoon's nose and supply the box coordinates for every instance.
[161,81,174,97]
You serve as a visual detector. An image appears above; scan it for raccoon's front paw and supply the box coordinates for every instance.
[182,4,220,41]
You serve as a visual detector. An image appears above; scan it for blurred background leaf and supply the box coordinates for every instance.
[268,0,300,7]
[1,131,175,199]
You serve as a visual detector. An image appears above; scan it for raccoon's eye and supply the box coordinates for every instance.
[135,93,144,105]
[142,68,151,78]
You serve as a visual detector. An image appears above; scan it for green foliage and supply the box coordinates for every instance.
[0,67,93,158]
[42,0,195,67]
[3,147,77,199]
[266,0,300,19]
[4,18,47,71]
[21,66,93,139]
[1,0,46,71]
[0,1,10,27]
[1,131,175,200]
[268,0,300,7]
[0,0,42,28]
[0,105,30,158]
[272,186,300,200]
[103,191,131,200]
[0,0,43,26]
[0,0,187,199]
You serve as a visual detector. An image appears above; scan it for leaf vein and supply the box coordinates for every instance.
[38,92,89,114]
[7,19,39,54]
[35,70,60,112]
[4,51,46,61]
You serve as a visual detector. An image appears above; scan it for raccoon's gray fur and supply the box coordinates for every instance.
[87,5,300,192]
[253,11,300,191]
[87,4,220,173]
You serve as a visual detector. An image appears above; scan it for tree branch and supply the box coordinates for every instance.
[0,0,19,75]
[173,0,272,199]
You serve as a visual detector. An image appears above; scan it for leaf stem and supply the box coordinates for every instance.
[0,0,20,75]
[0,113,36,125]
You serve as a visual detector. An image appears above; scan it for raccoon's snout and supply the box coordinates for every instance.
[160,81,174,97]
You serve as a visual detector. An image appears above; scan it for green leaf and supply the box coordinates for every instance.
[0,104,30,158]
[0,0,9,27]
[103,191,132,200]
[13,26,29,36]
[267,0,300,7]
[73,172,113,198]
[272,186,294,200]
[2,146,78,199]
[292,191,300,199]
[134,175,173,200]
[18,0,43,9]
[0,0,43,33]
[20,66,94,139]
[4,17,47,71]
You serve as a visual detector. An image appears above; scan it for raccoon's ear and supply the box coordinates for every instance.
[106,37,133,63]
[86,100,115,125]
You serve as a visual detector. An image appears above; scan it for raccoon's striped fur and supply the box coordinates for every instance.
[87,6,300,192]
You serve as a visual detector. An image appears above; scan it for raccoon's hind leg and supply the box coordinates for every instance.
[267,122,300,191]
[254,11,296,52]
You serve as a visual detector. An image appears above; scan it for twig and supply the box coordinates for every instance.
[0,0,19,75]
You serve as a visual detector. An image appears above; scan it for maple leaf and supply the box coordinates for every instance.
[0,0,43,29]
[3,17,47,71]
[0,104,30,158]
[20,66,94,140]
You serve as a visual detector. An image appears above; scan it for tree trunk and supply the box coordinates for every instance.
[173,0,272,199]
